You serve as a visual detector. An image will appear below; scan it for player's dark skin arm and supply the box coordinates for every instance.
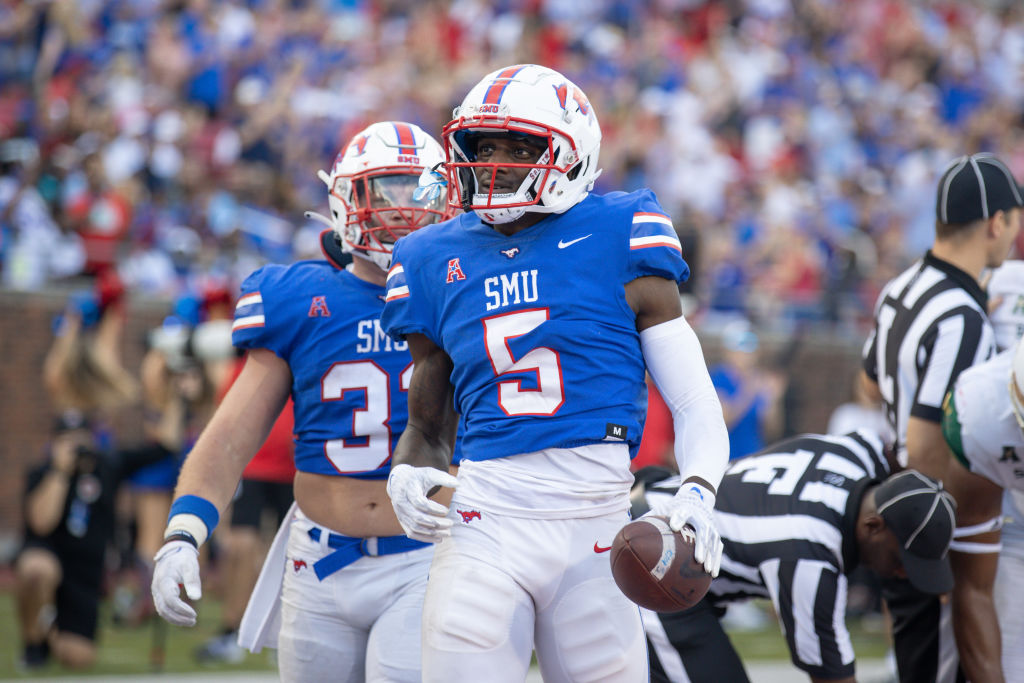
[859,370,950,480]
[945,458,1006,683]
[858,369,883,403]
[904,417,952,481]
[390,333,459,476]
[625,274,717,495]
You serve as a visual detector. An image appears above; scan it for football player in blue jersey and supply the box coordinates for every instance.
[381,64,730,682]
[149,121,457,682]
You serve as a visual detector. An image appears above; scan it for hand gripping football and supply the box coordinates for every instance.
[610,515,712,612]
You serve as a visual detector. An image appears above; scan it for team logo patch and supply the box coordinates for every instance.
[446,258,466,283]
[292,559,308,572]
[824,472,846,487]
[500,247,520,259]
[308,296,331,317]
[1001,446,1021,464]
[457,509,482,523]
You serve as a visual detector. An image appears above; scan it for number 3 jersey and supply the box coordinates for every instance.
[381,189,688,463]
[232,259,416,479]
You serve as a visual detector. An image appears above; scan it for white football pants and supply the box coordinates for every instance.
[276,512,432,683]
[420,505,648,682]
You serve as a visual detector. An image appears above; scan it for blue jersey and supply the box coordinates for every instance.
[382,190,688,462]
[232,260,415,479]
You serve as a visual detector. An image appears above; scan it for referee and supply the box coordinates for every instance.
[861,153,1022,683]
[636,430,956,683]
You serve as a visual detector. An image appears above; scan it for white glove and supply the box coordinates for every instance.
[151,540,202,626]
[648,482,723,577]
[386,464,459,543]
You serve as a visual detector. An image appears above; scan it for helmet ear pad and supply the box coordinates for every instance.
[319,229,352,270]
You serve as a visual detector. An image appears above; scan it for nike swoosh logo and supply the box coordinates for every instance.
[558,234,592,249]
[594,542,612,553]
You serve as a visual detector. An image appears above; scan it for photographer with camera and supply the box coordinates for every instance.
[14,409,180,671]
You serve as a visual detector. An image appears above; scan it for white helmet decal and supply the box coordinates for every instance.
[443,64,602,224]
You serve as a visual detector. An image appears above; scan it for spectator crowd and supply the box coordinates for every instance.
[2,0,1023,335]
[6,1,1024,676]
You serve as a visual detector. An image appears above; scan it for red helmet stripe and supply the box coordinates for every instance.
[482,65,527,105]
[392,122,418,156]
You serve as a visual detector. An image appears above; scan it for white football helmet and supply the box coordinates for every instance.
[308,121,450,270]
[443,64,602,224]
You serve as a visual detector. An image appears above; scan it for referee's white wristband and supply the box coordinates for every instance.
[164,513,209,547]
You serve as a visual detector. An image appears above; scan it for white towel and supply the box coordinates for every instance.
[238,500,297,652]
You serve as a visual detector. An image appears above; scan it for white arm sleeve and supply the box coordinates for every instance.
[640,316,729,492]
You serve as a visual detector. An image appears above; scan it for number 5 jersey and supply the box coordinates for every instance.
[381,189,688,463]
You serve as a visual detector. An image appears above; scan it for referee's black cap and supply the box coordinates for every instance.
[874,470,956,594]
[936,153,1023,225]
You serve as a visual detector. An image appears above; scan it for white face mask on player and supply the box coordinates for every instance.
[306,121,450,271]
[442,64,603,225]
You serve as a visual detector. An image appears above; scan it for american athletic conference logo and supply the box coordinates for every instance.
[446,258,466,283]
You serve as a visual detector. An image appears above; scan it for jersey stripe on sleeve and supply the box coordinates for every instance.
[232,292,265,331]
[384,263,409,302]
[630,212,681,253]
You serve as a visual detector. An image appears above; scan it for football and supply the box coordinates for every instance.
[609,515,713,612]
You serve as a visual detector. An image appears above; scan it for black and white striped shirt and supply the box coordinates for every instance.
[640,430,890,680]
[862,251,994,465]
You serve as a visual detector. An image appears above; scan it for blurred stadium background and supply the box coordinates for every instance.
[1,0,1022,678]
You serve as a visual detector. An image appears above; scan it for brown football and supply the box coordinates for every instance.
[609,515,712,612]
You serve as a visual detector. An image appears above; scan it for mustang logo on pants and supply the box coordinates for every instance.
[457,509,482,523]
[292,559,308,572]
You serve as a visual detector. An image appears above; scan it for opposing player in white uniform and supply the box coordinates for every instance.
[380,64,729,682]
[149,122,456,682]
[943,308,1024,682]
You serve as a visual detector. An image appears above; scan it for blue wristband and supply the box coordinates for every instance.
[168,495,220,537]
